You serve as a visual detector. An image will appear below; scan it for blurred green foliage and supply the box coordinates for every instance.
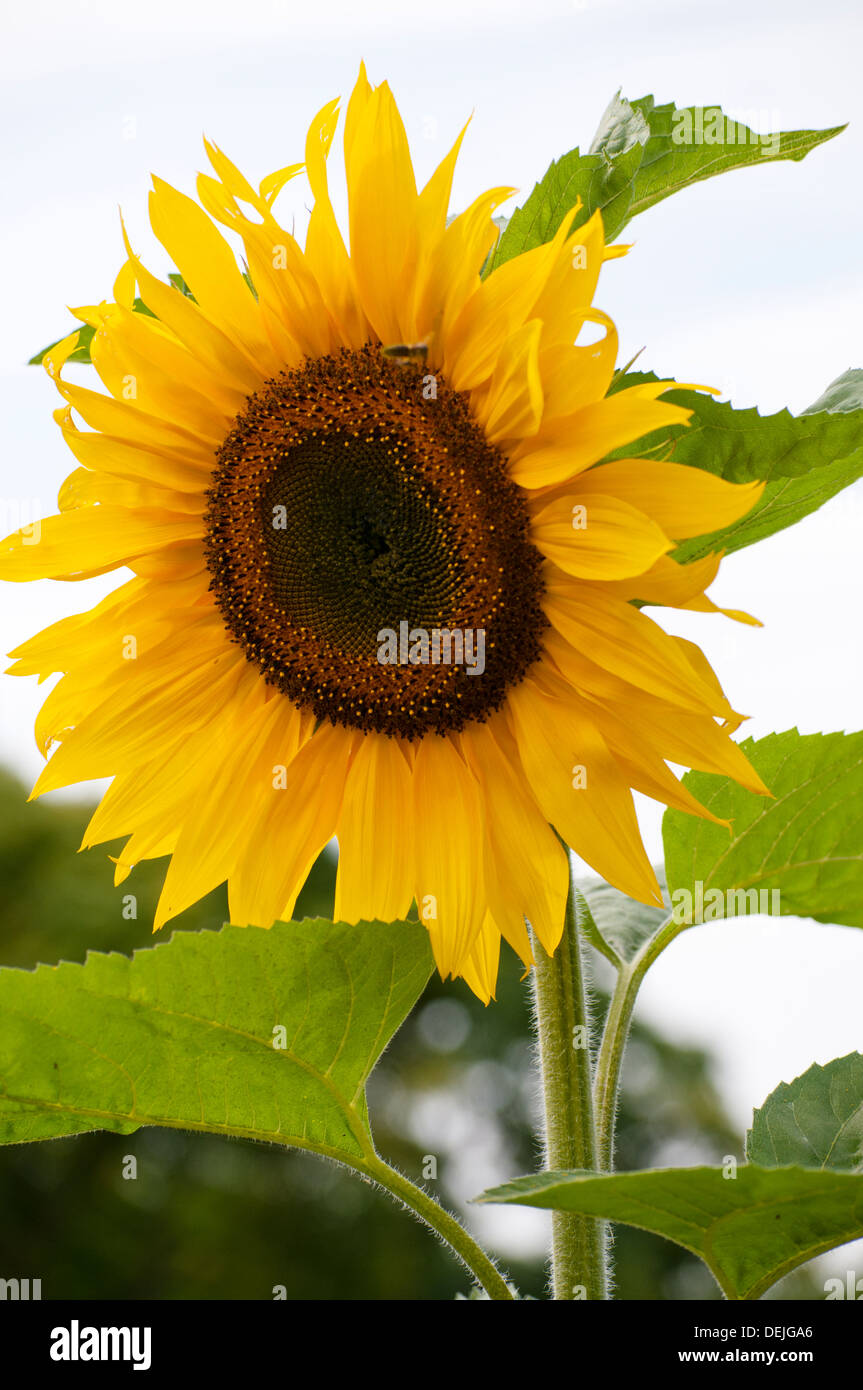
[0,769,819,1299]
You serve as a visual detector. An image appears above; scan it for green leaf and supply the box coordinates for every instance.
[606,369,863,560]
[747,1054,863,1173]
[677,456,863,561]
[663,730,863,930]
[488,96,646,271]
[475,1164,863,1299]
[622,97,844,233]
[576,868,669,964]
[803,368,863,416]
[0,919,433,1163]
[489,93,843,272]
[611,370,863,484]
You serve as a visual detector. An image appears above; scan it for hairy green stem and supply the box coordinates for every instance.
[593,914,687,1171]
[531,864,608,1299]
[360,1153,515,1300]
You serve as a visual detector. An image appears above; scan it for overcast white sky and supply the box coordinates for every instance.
[1,0,862,1271]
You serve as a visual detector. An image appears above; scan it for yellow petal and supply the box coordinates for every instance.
[417,118,470,242]
[56,408,208,495]
[153,686,290,928]
[529,209,607,350]
[53,376,216,460]
[304,97,369,349]
[475,318,544,443]
[544,583,734,717]
[335,735,414,922]
[530,492,672,580]
[446,207,578,392]
[31,626,244,795]
[576,551,761,626]
[604,690,769,795]
[57,467,205,516]
[537,309,619,420]
[260,162,305,207]
[229,721,352,927]
[197,150,338,362]
[570,458,765,539]
[461,716,567,959]
[91,301,247,430]
[121,226,265,394]
[510,382,699,488]
[459,916,501,1004]
[506,674,662,907]
[412,735,485,979]
[671,635,748,733]
[416,185,514,352]
[572,689,730,827]
[584,550,722,605]
[148,175,274,365]
[346,77,419,344]
[0,508,204,581]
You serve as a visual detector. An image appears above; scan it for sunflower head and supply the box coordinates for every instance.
[203,342,546,738]
[0,65,767,1002]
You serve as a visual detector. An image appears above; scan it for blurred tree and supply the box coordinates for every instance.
[0,770,818,1299]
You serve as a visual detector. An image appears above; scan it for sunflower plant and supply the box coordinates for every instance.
[1,70,862,1301]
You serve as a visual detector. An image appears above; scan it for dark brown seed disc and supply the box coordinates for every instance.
[204,344,546,738]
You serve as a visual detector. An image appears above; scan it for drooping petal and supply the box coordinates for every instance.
[507,672,663,908]
[580,551,761,625]
[412,735,486,979]
[335,734,414,923]
[461,716,568,959]
[459,916,502,1005]
[544,582,735,717]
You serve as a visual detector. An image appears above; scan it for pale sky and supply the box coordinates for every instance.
[1,0,862,1272]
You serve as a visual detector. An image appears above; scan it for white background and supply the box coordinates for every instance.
[1,0,862,1275]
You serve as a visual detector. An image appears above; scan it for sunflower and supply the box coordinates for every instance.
[1,66,767,1002]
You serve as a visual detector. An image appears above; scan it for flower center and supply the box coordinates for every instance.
[205,345,545,737]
